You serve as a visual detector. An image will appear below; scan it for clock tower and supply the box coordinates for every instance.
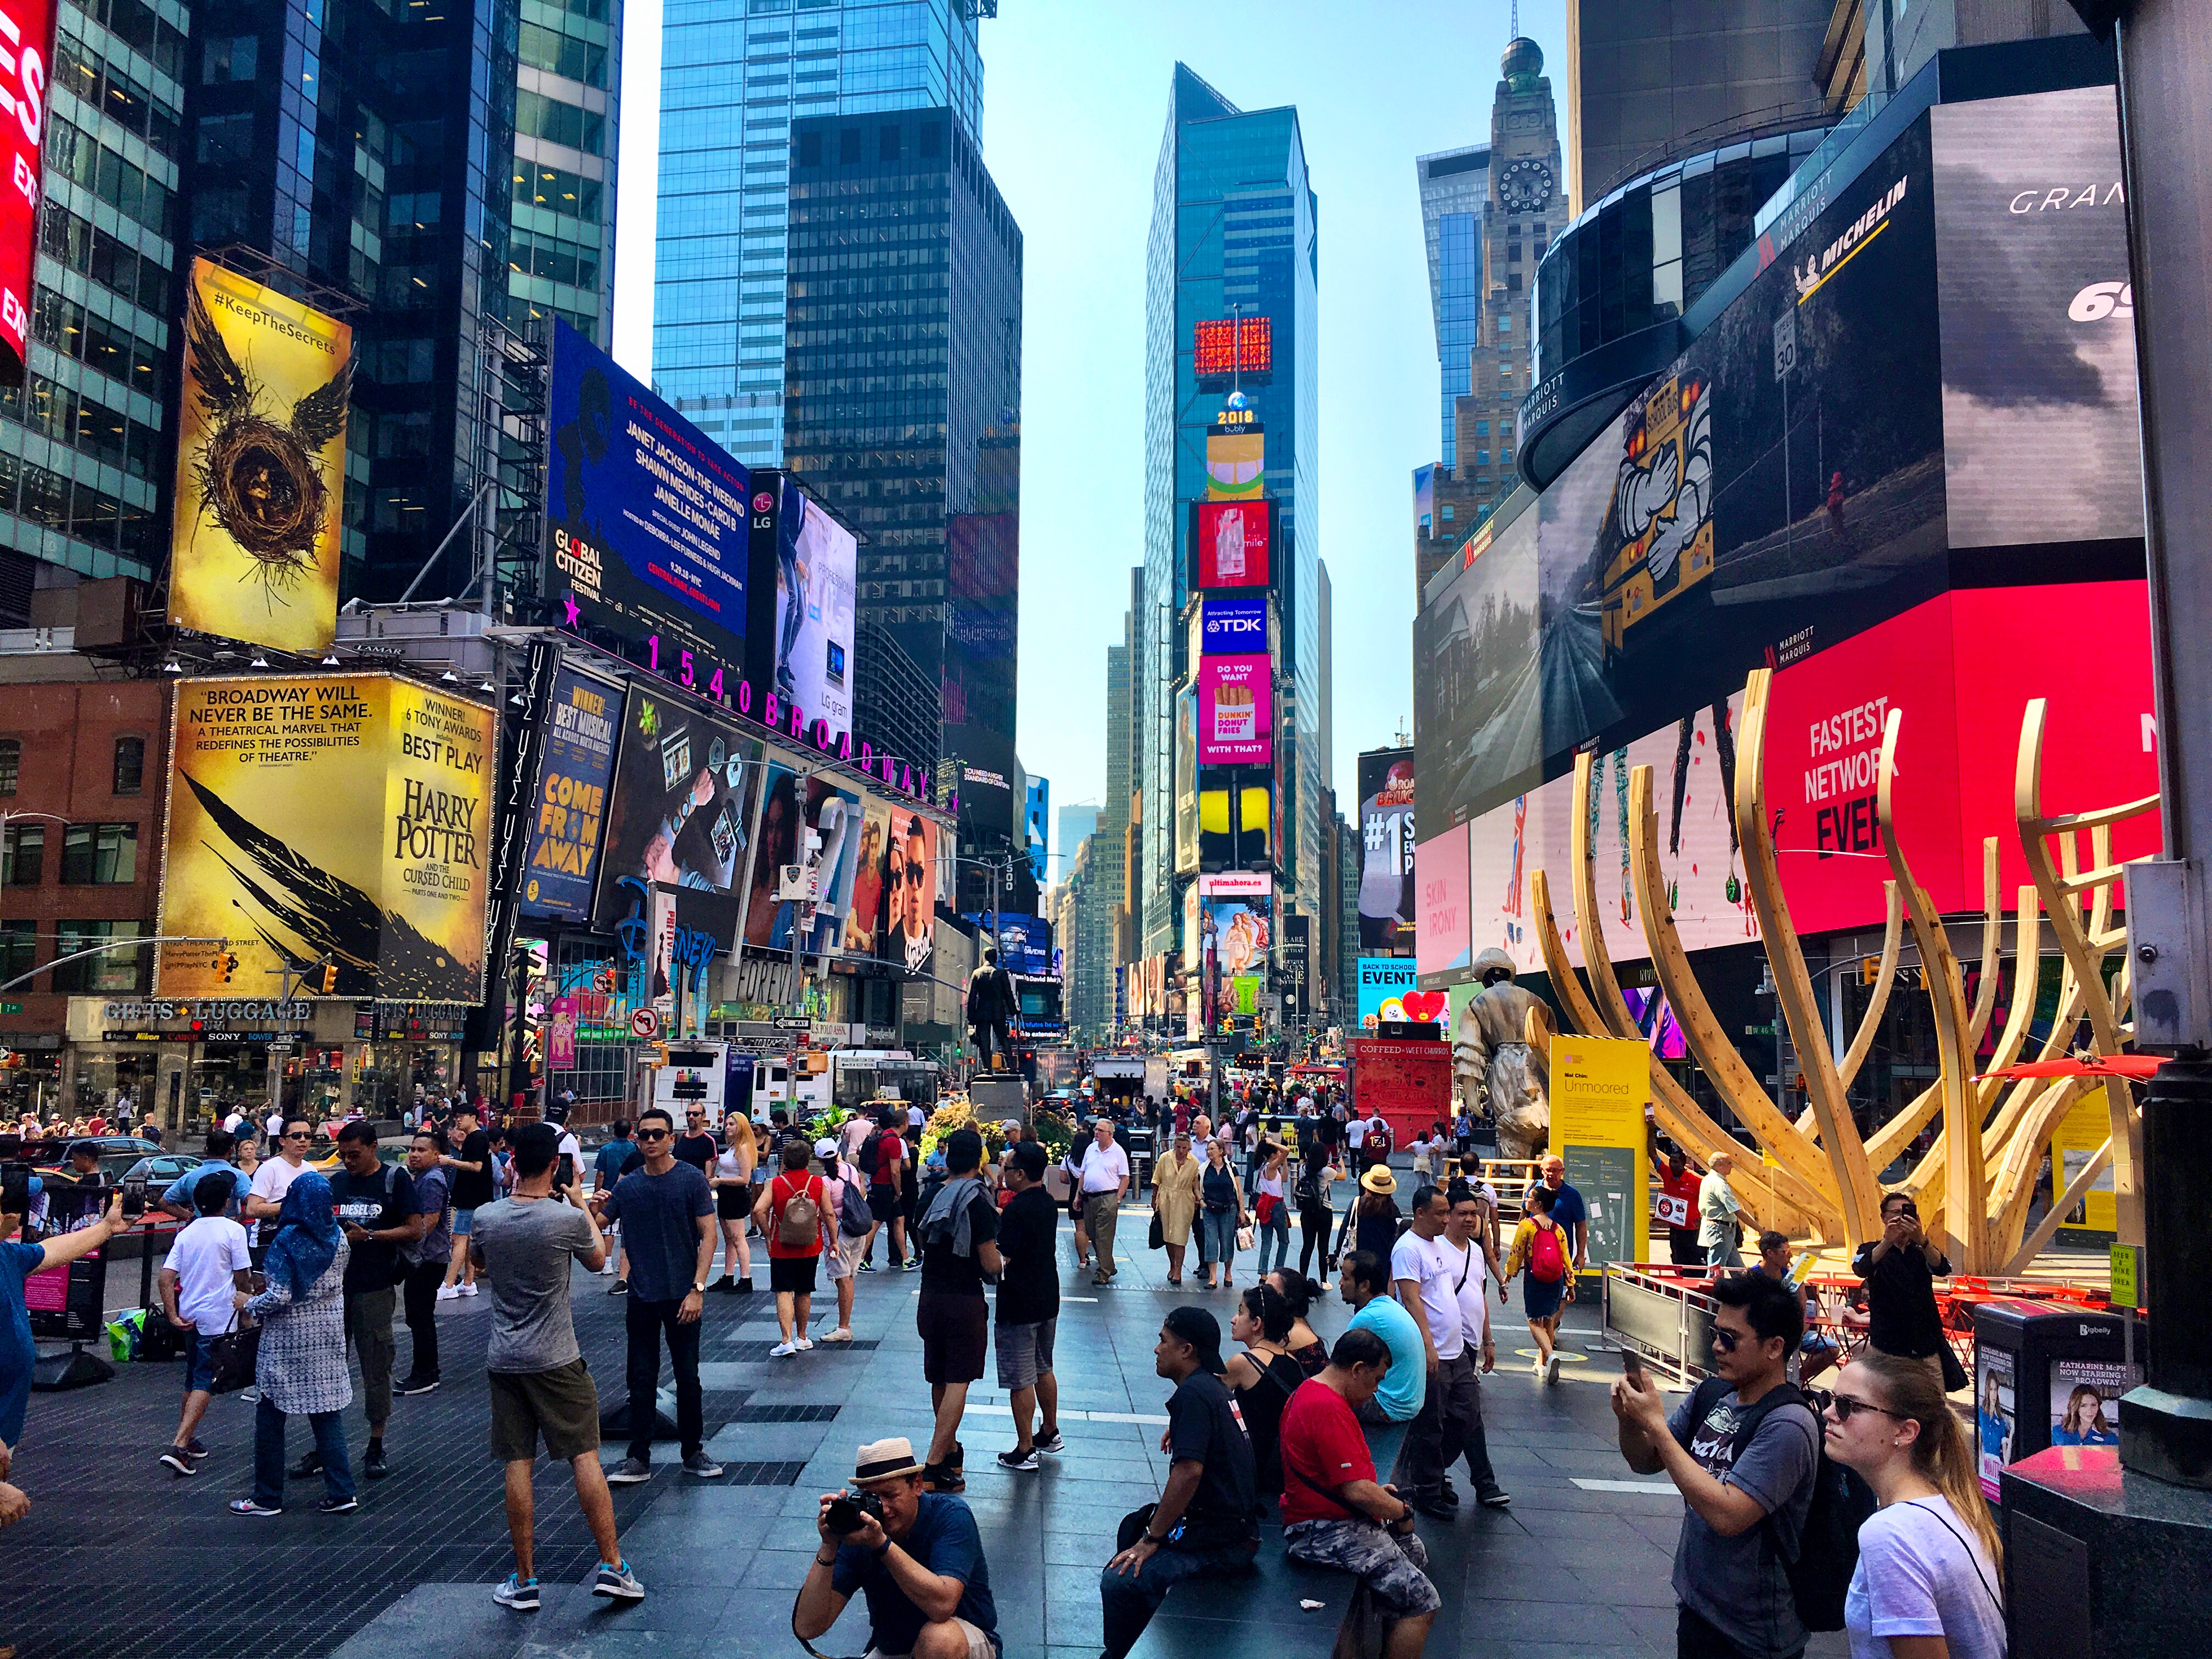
[1454,34,1562,509]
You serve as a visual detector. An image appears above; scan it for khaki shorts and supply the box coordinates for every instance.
[489,1357,601,1464]
[865,1618,996,1659]
[831,1229,865,1281]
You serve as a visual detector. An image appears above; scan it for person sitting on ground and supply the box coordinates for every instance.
[1339,1250,1425,1425]
[1222,1284,1307,1500]
[1262,1268,1331,1374]
[1277,1327,1442,1659]
[1101,1307,1262,1659]
[795,1436,1002,1659]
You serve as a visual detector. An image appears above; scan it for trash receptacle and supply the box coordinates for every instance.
[1971,1299,2140,1499]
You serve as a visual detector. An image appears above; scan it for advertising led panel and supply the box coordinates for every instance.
[170,258,352,651]
[1205,427,1265,501]
[1200,595,1268,655]
[763,475,857,744]
[1413,820,1471,978]
[0,0,52,382]
[156,676,494,1002]
[1931,87,2142,549]
[546,320,751,691]
[1358,748,1416,953]
[1415,502,1539,827]
[1198,777,1271,870]
[1357,957,1420,1030]
[1194,315,1272,380]
[842,796,894,958]
[1197,654,1272,765]
[1174,688,1199,876]
[520,661,624,922]
[593,683,763,932]
[1191,500,1272,589]
[883,805,940,975]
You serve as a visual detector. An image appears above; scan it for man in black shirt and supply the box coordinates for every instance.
[439,1103,494,1298]
[992,1143,1063,1471]
[1099,1307,1260,1659]
[1850,1191,1964,1389]
[673,1106,718,1174]
[915,1128,1001,1493]
[315,1120,428,1481]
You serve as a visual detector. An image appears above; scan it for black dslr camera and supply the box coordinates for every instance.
[824,1488,886,1535]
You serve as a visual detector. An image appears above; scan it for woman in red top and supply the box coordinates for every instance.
[752,1138,827,1357]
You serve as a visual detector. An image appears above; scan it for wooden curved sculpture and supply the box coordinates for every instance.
[1513,672,2155,1276]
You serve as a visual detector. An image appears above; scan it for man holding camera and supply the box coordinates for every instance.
[795,1436,1001,1658]
[1,1178,127,1529]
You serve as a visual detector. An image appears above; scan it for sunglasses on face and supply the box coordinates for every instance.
[900,862,927,887]
[1818,1390,1906,1424]
[283,1131,311,1142]
[637,1128,671,1142]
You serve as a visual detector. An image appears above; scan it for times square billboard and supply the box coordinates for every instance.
[1415,83,2153,978]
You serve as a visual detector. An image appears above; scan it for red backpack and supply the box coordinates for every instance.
[1529,1220,1567,1283]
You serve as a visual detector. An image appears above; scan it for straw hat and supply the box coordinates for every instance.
[1360,1165,1397,1195]
[854,1436,924,1485]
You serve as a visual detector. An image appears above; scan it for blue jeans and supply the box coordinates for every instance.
[1255,1208,1290,1276]
[1199,1209,1237,1272]
[1100,1539,1257,1658]
[253,1393,355,1507]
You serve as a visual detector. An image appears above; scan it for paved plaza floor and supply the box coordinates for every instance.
[0,1197,1848,1659]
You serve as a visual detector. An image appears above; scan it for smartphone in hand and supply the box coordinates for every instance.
[1622,1348,1647,1385]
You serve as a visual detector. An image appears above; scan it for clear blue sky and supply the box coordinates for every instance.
[612,1,1567,820]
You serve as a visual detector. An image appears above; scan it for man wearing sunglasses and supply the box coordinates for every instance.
[1610,1273,1820,1659]
[244,1118,317,1272]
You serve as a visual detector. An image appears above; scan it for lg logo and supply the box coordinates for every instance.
[2069,281,2133,323]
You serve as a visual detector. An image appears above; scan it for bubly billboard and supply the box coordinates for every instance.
[1201,595,1268,655]
[1197,654,1272,765]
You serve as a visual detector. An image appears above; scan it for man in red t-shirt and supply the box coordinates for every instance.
[1646,1111,1705,1268]
[863,1109,911,1272]
[1277,1328,1442,1655]
[753,1138,827,1356]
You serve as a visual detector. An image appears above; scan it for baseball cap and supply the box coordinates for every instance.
[1162,1305,1226,1373]
[814,1137,838,1160]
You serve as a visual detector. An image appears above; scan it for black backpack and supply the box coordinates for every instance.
[857,1130,883,1178]
[1683,1377,1875,1634]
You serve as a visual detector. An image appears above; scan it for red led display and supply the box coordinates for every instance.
[1193,315,1271,380]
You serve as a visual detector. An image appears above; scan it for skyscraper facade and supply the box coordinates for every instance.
[1141,65,1319,956]
[1415,142,1486,469]
[508,0,620,346]
[0,0,190,608]
[781,104,1023,901]
[654,0,983,467]
[183,0,531,605]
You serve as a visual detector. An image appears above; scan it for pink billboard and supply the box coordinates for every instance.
[1414,821,1472,977]
[1198,653,1272,765]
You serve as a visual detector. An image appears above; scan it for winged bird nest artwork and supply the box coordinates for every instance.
[184,280,353,609]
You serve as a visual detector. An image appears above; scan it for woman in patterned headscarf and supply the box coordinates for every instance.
[228,1170,358,1517]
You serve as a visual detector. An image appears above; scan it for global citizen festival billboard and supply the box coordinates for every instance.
[0,0,50,382]
[545,320,751,695]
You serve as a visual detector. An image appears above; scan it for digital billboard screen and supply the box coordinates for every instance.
[1358,747,1416,953]
[1198,775,1271,870]
[1200,595,1268,654]
[1415,500,1540,826]
[592,682,763,932]
[1931,87,2142,550]
[1190,500,1272,589]
[749,473,857,744]
[1197,654,1272,765]
[1205,425,1265,501]
[0,0,50,382]
[1357,957,1419,1030]
[1413,820,1471,978]
[520,661,624,922]
[546,320,751,692]
[1194,315,1272,381]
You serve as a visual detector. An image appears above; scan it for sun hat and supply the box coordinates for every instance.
[854,1436,924,1484]
[1359,1165,1398,1195]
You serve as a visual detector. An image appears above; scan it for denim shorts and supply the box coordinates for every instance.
[182,1329,223,1395]
[452,1206,477,1237]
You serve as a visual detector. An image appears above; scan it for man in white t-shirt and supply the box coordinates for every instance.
[244,1116,314,1266]
[157,1176,252,1476]
[1440,1182,1508,1506]
[1077,1119,1131,1287]
[1387,1182,1509,1516]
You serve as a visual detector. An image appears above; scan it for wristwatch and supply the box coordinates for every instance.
[692,1280,708,1294]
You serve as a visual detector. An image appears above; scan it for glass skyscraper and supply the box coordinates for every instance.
[655,0,982,466]
[1141,65,1319,955]
[782,105,1023,904]
[1417,143,1487,468]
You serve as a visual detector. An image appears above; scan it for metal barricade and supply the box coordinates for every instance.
[1604,1263,1720,1384]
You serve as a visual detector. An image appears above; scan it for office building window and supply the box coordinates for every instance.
[4,823,42,885]
[112,736,144,795]
[61,822,137,885]
[52,920,144,992]
[0,738,16,795]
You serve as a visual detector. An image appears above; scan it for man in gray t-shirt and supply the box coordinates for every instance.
[467,1122,644,1610]
[1609,1273,1819,1659]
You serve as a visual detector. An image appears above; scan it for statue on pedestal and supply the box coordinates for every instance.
[1453,948,1551,1159]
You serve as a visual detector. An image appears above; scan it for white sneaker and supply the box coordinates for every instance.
[794,1336,815,1351]
[1545,1354,1562,1385]
[820,1327,853,1344]
[436,1285,460,1302]
[771,1340,798,1358]
[460,1282,479,1297]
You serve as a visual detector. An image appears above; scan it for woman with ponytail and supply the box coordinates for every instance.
[1262,1268,1330,1374]
[1222,1284,1306,1498]
[1821,1350,2006,1659]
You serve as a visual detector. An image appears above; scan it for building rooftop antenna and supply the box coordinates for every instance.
[1510,0,1519,37]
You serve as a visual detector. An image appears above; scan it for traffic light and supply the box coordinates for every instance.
[319,962,338,994]
[219,951,238,983]
[1861,956,1880,986]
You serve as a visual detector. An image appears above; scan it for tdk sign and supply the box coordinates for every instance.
[1202,596,1268,654]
